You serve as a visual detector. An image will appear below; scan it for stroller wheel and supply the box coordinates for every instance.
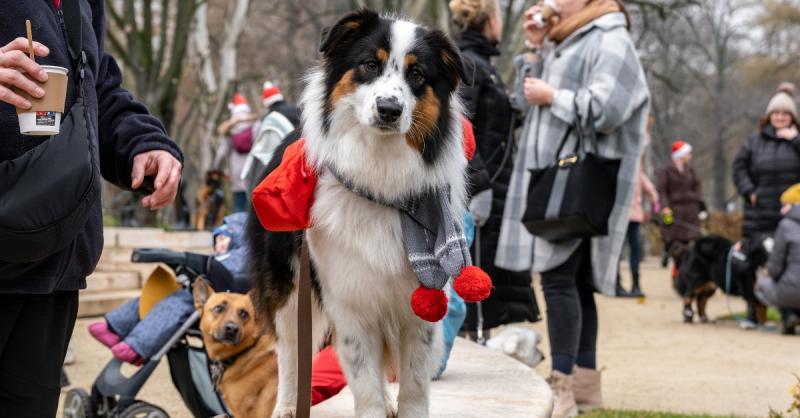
[63,388,93,418]
[118,401,169,418]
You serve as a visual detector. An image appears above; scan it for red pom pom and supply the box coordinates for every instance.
[453,266,492,302]
[410,286,448,322]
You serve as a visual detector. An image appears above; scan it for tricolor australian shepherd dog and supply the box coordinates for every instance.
[247,10,468,418]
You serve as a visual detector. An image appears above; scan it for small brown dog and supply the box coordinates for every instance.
[195,170,227,230]
[193,278,278,418]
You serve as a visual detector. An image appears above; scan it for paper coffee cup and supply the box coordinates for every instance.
[532,0,559,28]
[14,65,69,136]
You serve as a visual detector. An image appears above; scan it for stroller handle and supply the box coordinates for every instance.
[131,248,188,267]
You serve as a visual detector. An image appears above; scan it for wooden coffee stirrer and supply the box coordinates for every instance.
[26,20,34,61]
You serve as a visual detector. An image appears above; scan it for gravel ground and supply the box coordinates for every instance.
[58,259,798,417]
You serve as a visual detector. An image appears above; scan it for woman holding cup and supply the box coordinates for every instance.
[495,0,649,416]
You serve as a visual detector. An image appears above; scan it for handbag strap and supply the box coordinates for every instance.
[553,95,599,163]
[59,0,86,87]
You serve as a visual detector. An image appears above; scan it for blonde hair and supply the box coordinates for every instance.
[449,0,498,32]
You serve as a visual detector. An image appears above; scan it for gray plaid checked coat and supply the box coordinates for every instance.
[495,12,650,295]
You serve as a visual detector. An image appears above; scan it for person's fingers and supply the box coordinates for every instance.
[144,161,181,209]
[0,50,47,82]
[0,68,44,98]
[153,155,172,190]
[0,38,50,57]
[130,154,150,189]
[0,83,31,109]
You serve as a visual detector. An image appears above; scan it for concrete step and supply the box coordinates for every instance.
[85,271,141,293]
[77,290,140,318]
[312,338,553,417]
[108,227,212,249]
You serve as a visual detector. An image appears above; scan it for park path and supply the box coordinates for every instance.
[60,259,797,417]
[528,259,797,417]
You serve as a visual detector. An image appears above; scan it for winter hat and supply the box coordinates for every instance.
[228,93,252,117]
[781,183,800,206]
[766,82,797,119]
[671,140,692,161]
[261,81,285,108]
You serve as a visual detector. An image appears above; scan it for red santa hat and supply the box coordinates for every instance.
[262,81,285,108]
[671,140,692,161]
[228,93,251,117]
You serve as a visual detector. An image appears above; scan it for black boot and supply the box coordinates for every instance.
[629,273,645,297]
[782,310,799,335]
[615,274,630,297]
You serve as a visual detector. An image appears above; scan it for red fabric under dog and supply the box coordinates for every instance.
[311,345,347,405]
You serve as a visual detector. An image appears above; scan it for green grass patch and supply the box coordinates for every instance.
[716,307,781,322]
[582,410,742,418]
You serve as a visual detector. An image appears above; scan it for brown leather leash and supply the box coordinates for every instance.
[296,238,313,418]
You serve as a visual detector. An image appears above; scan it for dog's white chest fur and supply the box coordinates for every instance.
[307,173,418,315]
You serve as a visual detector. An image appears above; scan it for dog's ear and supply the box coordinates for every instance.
[193,277,214,311]
[320,9,380,56]
[423,29,467,88]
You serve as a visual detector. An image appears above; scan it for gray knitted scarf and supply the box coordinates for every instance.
[326,167,472,290]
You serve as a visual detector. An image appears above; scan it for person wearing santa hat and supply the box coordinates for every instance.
[214,93,259,213]
[657,139,703,279]
[241,82,302,190]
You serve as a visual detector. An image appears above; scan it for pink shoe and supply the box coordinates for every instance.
[111,342,145,366]
[88,322,120,348]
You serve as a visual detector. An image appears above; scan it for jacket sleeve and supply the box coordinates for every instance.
[92,1,183,189]
[767,222,789,281]
[733,135,756,199]
[459,54,482,121]
[641,171,659,206]
[657,168,671,209]
[549,29,649,134]
[510,53,543,113]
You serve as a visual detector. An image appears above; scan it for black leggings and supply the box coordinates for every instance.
[0,291,78,418]
[540,240,598,374]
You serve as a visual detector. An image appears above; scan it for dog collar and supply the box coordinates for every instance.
[210,342,257,392]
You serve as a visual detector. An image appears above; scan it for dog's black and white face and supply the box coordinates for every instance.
[300,10,468,203]
[315,10,464,161]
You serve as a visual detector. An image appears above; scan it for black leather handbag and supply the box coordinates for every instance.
[522,101,621,242]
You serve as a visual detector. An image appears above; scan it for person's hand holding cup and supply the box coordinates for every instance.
[1,36,69,136]
[0,37,50,109]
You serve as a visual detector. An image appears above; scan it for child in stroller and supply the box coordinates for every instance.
[88,214,249,365]
[63,215,250,418]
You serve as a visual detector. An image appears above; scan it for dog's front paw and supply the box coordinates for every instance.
[271,407,296,418]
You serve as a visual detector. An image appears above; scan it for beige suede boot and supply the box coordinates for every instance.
[573,366,603,411]
[546,371,578,418]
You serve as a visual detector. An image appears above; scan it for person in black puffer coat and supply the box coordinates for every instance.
[733,82,800,240]
[449,0,540,334]
[733,82,800,325]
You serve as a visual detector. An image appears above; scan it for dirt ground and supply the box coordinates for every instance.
[59,259,798,418]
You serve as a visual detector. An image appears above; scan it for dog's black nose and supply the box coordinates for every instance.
[376,97,402,124]
[223,322,240,339]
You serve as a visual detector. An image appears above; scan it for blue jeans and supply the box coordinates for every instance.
[232,191,248,213]
[626,222,641,279]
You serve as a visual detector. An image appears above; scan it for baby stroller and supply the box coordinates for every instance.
[63,248,250,418]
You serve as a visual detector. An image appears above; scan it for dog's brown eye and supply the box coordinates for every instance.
[409,68,425,84]
[212,304,225,315]
[239,309,249,321]
[363,60,378,73]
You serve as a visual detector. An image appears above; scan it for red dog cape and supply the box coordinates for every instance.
[252,118,491,322]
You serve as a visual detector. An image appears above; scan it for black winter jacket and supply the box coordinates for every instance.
[0,0,183,293]
[733,125,800,237]
[457,30,539,330]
